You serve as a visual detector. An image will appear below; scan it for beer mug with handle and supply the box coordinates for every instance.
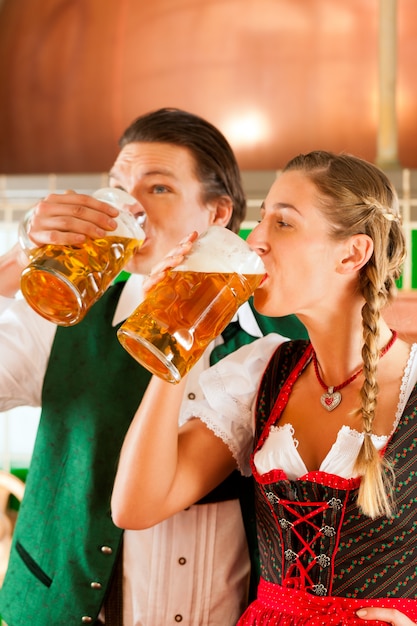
[19,188,145,326]
[117,225,265,383]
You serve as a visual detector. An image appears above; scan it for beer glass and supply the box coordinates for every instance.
[117,225,265,383]
[19,188,145,326]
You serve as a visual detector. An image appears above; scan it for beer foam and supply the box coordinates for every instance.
[114,210,145,241]
[176,225,265,274]
[93,188,145,241]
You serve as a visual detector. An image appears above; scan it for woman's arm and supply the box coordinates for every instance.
[111,374,237,530]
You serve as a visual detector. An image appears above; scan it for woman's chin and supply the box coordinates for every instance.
[252,291,272,315]
[252,290,291,319]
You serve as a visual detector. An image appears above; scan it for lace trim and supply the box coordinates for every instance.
[188,366,254,476]
[392,342,417,435]
[270,423,299,448]
[269,422,387,447]
[338,424,387,444]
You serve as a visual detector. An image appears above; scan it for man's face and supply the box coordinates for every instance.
[109,142,221,275]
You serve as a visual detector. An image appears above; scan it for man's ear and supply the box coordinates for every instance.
[337,234,374,274]
[209,196,233,228]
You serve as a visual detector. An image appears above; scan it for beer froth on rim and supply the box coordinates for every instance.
[176,225,265,275]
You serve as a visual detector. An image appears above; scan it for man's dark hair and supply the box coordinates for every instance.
[119,108,246,233]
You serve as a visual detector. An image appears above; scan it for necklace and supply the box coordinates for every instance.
[312,330,398,412]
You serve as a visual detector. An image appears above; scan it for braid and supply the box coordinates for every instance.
[355,276,394,518]
[353,207,403,517]
[353,203,403,517]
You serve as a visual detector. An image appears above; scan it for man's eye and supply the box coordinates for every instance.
[108,182,128,193]
[152,185,168,194]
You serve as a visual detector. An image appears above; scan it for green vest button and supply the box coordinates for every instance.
[90,581,102,589]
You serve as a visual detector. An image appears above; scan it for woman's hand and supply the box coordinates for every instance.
[143,231,198,293]
[356,607,416,626]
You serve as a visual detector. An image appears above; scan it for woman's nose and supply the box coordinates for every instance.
[247,223,269,255]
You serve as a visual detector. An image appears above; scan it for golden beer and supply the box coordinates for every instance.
[21,235,141,326]
[117,269,264,383]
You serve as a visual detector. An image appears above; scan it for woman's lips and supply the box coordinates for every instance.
[137,235,149,250]
[259,273,268,287]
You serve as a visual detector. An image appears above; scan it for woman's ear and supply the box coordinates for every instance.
[209,196,233,228]
[337,234,374,274]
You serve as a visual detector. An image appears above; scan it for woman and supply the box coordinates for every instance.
[112,151,417,625]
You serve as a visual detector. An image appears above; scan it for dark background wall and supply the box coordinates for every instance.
[0,0,415,173]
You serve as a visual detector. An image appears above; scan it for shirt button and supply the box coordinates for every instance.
[175,615,183,622]
[100,545,113,554]
[90,581,102,589]
[81,617,93,623]
[187,392,196,400]
[178,557,186,565]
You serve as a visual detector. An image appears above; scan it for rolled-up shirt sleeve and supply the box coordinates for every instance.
[180,334,286,476]
[0,295,56,410]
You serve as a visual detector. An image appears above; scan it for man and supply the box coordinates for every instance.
[0,108,307,625]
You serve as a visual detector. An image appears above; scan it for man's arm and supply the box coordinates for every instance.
[0,243,28,297]
[0,296,56,410]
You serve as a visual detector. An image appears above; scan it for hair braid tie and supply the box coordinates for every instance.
[363,196,401,223]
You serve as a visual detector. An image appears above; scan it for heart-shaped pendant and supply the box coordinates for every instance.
[320,390,342,412]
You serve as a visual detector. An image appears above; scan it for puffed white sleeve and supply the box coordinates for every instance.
[180,334,286,476]
[0,295,56,410]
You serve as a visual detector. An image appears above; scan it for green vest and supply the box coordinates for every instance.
[0,284,307,625]
[0,283,152,624]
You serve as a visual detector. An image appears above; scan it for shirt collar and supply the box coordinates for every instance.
[112,274,263,339]
[112,274,146,326]
[236,300,263,337]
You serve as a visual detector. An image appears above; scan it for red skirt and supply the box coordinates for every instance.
[238,578,417,626]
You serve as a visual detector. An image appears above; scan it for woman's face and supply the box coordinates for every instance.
[248,169,349,320]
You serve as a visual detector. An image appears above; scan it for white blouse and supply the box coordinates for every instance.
[181,336,417,479]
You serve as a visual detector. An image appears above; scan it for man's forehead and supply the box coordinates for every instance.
[110,142,196,177]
